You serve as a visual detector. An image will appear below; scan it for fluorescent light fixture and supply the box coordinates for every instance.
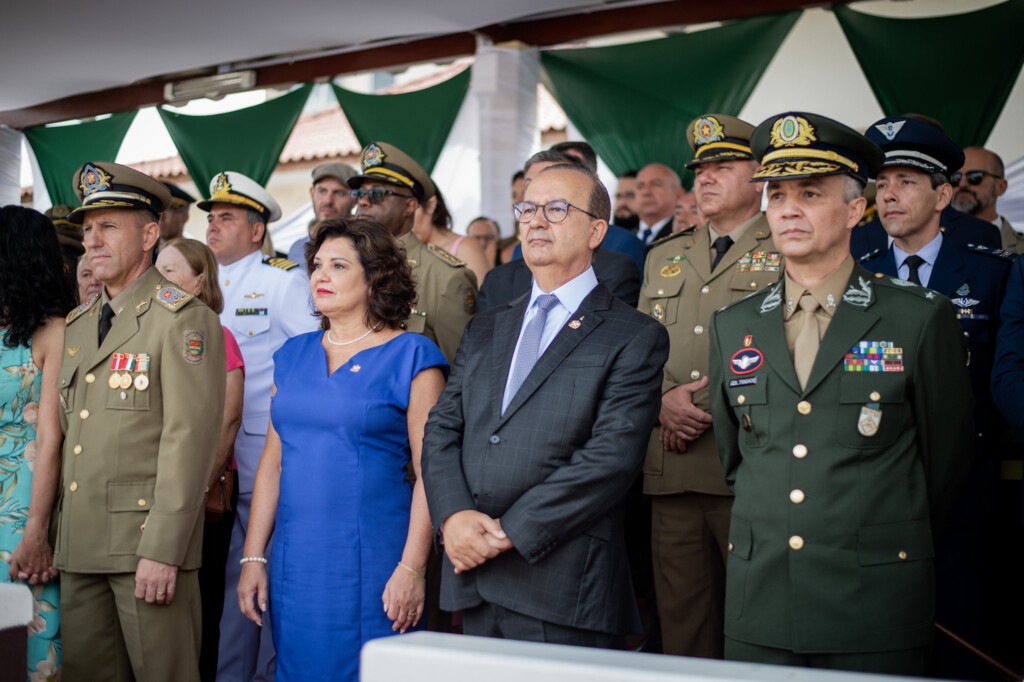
[164,71,257,103]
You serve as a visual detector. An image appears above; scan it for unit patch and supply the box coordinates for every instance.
[183,330,206,364]
[731,348,763,375]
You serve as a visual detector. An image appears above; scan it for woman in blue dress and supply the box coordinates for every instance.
[1,205,78,681]
[237,217,447,681]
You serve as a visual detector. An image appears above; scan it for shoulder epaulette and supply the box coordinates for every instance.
[264,256,299,271]
[426,242,467,267]
[966,243,1017,261]
[858,248,883,264]
[66,295,99,324]
[153,284,193,312]
[649,228,690,249]
[868,271,945,302]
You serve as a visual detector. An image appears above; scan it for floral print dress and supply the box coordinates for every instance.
[0,333,61,681]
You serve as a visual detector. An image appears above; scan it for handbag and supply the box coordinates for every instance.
[205,464,234,523]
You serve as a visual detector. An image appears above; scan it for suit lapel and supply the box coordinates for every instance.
[85,270,157,371]
[802,268,880,395]
[491,294,529,421]
[497,285,611,426]
[748,281,800,394]
[683,228,712,283]
[876,248,898,278]
[925,236,965,297]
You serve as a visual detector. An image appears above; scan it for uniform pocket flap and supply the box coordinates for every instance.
[641,276,684,300]
[858,520,933,566]
[108,481,156,512]
[839,373,906,404]
[230,314,270,338]
[729,376,767,406]
[729,516,752,560]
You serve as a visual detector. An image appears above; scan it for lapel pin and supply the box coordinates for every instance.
[743,335,752,347]
[568,316,584,330]
[67,347,80,357]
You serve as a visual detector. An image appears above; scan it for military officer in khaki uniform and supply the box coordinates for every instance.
[638,114,781,659]
[708,113,973,674]
[347,142,477,365]
[55,162,226,681]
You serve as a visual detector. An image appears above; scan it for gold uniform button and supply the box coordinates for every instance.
[874,272,885,278]
[61,379,67,386]
[694,325,704,335]
[737,395,746,405]
[728,542,734,551]
[73,445,83,455]
[79,409,90,420]
[790,489,805,504]
[137,499,146,507]
[898,551,908,560]
[789,535,804,550]
[85,373,96,384]
[793,444,808,458]
[690,370,701,380]
[69,481,78,492]
[870,391,881,401]
[701,286,710,294]
[248,331,254,336]
[657,289,665,296]
[797,401,812,415]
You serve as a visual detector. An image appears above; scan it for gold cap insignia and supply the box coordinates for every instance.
[770,115,817,148]
[363,143,385,170]
[693,116,725,145]
[79,163,112,196]
[213,172,232,195]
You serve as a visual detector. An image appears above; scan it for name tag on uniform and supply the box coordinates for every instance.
[236,308,268,316]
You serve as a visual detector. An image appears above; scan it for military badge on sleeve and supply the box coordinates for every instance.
[183,330,206,364]
[731,348,763,375]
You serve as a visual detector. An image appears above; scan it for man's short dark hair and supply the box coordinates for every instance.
[550,141,598,174]
[539,163,610,224]
[523,150,581,177]
[511,170,525,185]
[619,169,638,179]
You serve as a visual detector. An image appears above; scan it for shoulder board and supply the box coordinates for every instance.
[66,295,99,324]
[264,256,300,271]
[857,248,883,264]
[966,243,1017,261]
[426,243,467,267]
[868,271,943,301]
[153,284,193,312]
[649,228,690,248]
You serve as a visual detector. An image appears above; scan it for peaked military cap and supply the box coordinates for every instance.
[197,171,281,223]
[347,142,435,202]
[46,204,85,254]
[312,162,358,185]
[751,112,885,184]
[68,161,171,224]
[163,182,197,209]
[864,116,964,178]
[685,114,756,168]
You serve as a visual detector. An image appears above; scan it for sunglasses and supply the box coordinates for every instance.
[950,170,1002,186]
[513,200,599,223]
[349,188,414,205]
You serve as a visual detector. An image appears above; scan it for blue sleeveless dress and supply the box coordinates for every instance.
[0,332,61,681]
[268,331,447,681]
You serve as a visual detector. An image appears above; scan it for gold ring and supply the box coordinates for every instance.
[409,610,417,616]
[156,591,166,596]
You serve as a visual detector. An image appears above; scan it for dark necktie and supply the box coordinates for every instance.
[904,255,925,285]
[712,235,734,270]
[641,227,653,245]
[98,303,115,345]
[504,294,559,413]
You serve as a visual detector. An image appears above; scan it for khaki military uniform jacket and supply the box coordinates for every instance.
[54,267,226,573]
[708,265,973,653]
[400,231,477,365]
[999,216,1024,255]
[638,213,782,496]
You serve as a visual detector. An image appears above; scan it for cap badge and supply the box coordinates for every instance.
[80,163,112,196]
[363,143,385,170]
[213,172,232,195]
[874,120,906,142]
[771,115,816,147]
[694,116,725,145]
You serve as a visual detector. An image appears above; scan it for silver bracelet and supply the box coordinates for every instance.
[239,556,268,565]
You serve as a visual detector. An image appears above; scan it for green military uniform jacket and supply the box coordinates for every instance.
[708,264,973,653]
[638,213,782,495]
[400,231,477,365]
[54,267,226,573]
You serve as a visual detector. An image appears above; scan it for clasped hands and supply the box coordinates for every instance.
[660,377,712,453]
[441,510,513,574]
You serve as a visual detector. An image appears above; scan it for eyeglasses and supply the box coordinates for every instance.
[950,170,1002,186]
[513,200,599,223]
[349,188,414,205]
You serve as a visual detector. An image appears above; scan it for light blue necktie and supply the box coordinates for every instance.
[504,294,559,413]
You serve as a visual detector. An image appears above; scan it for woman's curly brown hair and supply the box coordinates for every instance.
[305,217,416,330]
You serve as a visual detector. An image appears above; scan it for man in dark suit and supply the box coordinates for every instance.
[636,163,681,249]
[708,112,973,675]
[478,247,640,310]
[422,163,669,647]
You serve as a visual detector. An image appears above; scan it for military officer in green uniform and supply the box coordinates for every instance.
[638,114,781,659]
[348,142,477,365]
[708,113,974,674]
[55,161,226,682]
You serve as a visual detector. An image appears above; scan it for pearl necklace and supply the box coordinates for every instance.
[326,327,374,346]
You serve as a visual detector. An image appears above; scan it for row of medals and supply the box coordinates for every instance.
[109,371,149,391]
[109,352,149,391]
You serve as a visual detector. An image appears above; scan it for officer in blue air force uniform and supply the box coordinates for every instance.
[198,171,318,682]
[860,116,1016,679]
[708,112,974,675]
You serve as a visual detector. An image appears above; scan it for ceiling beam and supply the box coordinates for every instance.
[0,0,837,129]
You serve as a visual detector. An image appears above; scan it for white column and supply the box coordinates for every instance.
[473,40,540,237]
[0,126,23,206]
